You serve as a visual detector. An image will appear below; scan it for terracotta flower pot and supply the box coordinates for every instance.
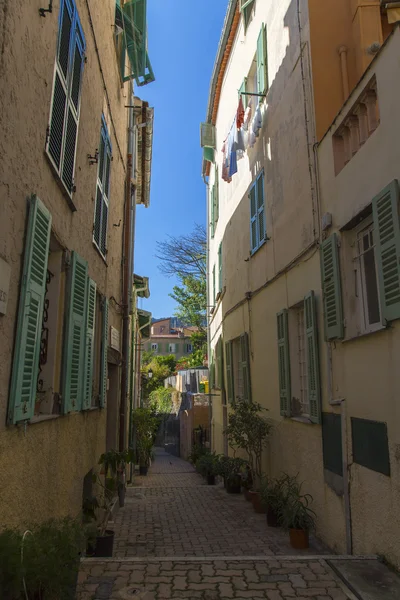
[249,490,265,514]
[289,528,309,549]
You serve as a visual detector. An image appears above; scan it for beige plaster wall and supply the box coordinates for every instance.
[0,0,129,528]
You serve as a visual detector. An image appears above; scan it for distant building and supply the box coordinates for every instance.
[143,317,195,358]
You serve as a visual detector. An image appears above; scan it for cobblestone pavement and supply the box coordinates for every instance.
[77,449,355,599]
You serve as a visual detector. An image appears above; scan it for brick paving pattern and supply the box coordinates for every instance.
[77,449,353,599]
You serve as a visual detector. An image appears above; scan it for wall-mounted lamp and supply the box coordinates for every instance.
[39,0,53,17]
[148,369,153,379]
[87,149,99,166]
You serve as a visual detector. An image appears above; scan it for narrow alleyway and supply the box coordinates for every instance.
[76,450,385,599]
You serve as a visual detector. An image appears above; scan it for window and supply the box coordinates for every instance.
[151,343,158,352]
[277,292,321,423]
[225,334,251,403]
[93,117,112,258]
[212,166,219,235]
[218,243,223,294]
[354,219,381,333]
[168,343,177,353]
[212,265,216,306]
[240,0,255,31]
[186,343,193,353]
[46,0,86,198]
[250,171,266,253]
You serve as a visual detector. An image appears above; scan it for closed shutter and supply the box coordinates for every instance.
[216,336,223,389]
[257,172,265,243]
[99,297,109,407]
[218,243,223,293]
[256,24,268,95]
[320,233,344,340]
[238,77,248,108]
[277,310,291,416]
[225,341,234,403]
[8,196,52,424]
[83,278,96,410]
[304,291,321,424]
[250,185,257,252]
[372,180,400,323]
[210,185,215,239]
[47,0,85,196]
[214,166,219,223]
[62,251,88,413]
[240,332,251,402]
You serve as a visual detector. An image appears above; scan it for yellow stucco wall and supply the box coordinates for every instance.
[0,0,129,528]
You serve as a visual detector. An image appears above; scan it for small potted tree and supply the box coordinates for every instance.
[132,408,158,476]
[260,475,287,527]
[84,471,118,557]
[196,453,219,485]
[98,448,133,507]
[278,475,316,549]
[225,400,272,513]
[224,457,247,494]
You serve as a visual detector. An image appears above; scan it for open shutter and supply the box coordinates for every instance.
[212,265,216,305]
[83,278,96,410]
[210,185,215,239]
[304,291,321,424]
[200,122,216,148]
[214,166,219,224]
[240,333,252,402]
[8,196,52,424]
[216,337,223,389]
[277,310,291,416]
[225,341,234,403]
[62,251,88,413]
[218,243,223,293]
[372,180,400,323]
[320,233,344,340]
[250,185,257,252]
[257,172,265,243]
[240,0,255,30]
[256,24,268,95]
[100,297,109,407]
[239,77,248,108]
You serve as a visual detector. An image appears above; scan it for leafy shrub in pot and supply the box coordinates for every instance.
[260,475,288,527]
[196,452,219,484]
[278,474,316,549]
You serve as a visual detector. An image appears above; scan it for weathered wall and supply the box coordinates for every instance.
[0,0,129,527]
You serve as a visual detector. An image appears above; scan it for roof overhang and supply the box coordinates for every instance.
[134,100,154,208]
[138,308,152,338]
[133,273,150,298]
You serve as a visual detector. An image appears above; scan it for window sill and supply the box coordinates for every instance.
[342,325,387,344]
[289,416,313,425]
[92,241,108,265]
[30,414,61,424]
[250,237,268,257]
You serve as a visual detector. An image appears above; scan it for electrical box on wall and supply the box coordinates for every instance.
[322,212,332,231]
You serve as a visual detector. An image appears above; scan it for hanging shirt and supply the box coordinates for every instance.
[236,96,245,129]
[243,99,253,131]
[221,141,231,183]
[228,124,238,177]
[252,103,263,137]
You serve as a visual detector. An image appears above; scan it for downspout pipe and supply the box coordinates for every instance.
[119,81,136,452]
[203,175,212,450]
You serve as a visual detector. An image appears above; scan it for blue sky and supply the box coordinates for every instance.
[134,0,227,319]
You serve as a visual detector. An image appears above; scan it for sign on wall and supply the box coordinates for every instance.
[110,326,121,351]
[0,257,11,315]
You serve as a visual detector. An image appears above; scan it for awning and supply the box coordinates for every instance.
[133,274,150,298]
[135,102,154,208]
[121,0,155,86]
[138,308,152,338]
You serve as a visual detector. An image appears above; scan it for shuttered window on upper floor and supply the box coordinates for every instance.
[93,117,112,258]
[46,0,85,201]
[240,0,255,32]
[250,171,266,254]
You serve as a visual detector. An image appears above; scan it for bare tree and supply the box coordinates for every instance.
[155,223,206,279]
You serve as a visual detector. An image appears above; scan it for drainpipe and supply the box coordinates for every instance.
[203,174,212,451]
[119,81,136,452]
[338,46,350,102]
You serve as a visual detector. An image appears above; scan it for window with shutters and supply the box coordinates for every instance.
[250,171,266,254]
[232,338,244,400]
[151,343,158,352]
[218,243,223,295]
[240,0,255,32]
[93,117,112,258]
[46,0,86,199]
[212,265,216,307]
[186,343,193,353]
[227,334,251,402]
[168,343,177,353]
[91,292,103,408]
[288,305,309,418]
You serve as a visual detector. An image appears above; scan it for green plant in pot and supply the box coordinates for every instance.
[223,457,247,494]
[278,475,316,549]
[132,408,158,475]
[84,470,119,558]
[225,399,272,513]
[260,474,287,527]
[241,464,254,501]
[196,452,219,485]
[98,448,134,508]
[216,454,231,487]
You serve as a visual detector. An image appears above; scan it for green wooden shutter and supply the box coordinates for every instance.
[218,243,223,293]
[238,77,248,108]
[372,180,400,323]
[256,24,268,95]
[210,185,215,238]
[240,0,255,31]
[8,196,52,424]
[62,251,88,413]
[320,233,344,340]
[210,355,215,390]
[216,336,223,388]
[277,310,291,416]
[250,185,257,252]
[240,332,252,402]
[83,278,96,410]
[99,297,109,408]
[214,166,219,224]
[212,265,216,305]
[304,291,321,424]
[257,172,265,243]
[225,341,234,403]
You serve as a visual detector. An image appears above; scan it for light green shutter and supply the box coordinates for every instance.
[99,297,109,407]
[8,196,52,424]
[62,251,88,413]
[216,336,223,389]
[240,332,252,402]
[218,243,223,293]
[238,77,247,108]
[214,166,219,224]
[225,341,234,403]
[277,310,291,416]
[83,278,96,410]
[256,24,268,95]
[210,185,215,238]
[250,185,257,252]
[240,0,255,31]
[320,233,344,340]
[212,265,216,305]
[304,291,321,424]
[372,180,400,323]
[257,172,266,243]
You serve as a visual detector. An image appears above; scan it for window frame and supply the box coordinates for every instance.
[151,343,158,352]
[250,170,266,254]
[93,116,112,259]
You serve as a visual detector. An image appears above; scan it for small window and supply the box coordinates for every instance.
[250,171,266,253]
[168,343,177,353]
[186,344,193,353]
[151,343,158,352]
[93,117,112,258]
[232,338,244,401]
[289,306,309,418]
[240,0,255,32]
[355,220,381,333]
[218,243,223,293]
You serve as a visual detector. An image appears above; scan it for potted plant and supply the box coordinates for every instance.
[260,474,287,527]
[278,475,316,549]
[98,448,133,507]
[224,457,247,494]
[196,452,219,485]
[216,454,230,487]
[84,467,119,557]
[132,408,158,475]
[225,399,272,513]
[241,464,253,501]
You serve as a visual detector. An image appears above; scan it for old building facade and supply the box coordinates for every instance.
[0,0,153,527]
[204,0,400,566]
